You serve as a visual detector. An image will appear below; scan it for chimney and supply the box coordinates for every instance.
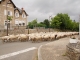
[21,7,24,11]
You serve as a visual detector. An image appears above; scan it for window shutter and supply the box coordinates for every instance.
[18,13,19,17]
[15,13,16,17]
[10,11,12,16]
[22,14,23,18]
[25,14,26,18]
[4,10,6,15]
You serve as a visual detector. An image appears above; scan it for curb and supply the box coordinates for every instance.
[38,45,43,60]
[38,42,54,60]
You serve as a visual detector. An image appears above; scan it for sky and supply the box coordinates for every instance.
[13,0,80,22]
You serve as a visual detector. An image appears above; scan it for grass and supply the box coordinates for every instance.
[62,52,67,56]
[33,49,38,60]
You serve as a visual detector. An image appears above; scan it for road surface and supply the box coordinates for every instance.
[0,40,51,60]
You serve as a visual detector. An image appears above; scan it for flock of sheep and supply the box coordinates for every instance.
[1,32,79,43]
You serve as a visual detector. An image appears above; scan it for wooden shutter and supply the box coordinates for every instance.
[4,10,6,15]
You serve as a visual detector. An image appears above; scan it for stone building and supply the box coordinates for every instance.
[0,0,28,29]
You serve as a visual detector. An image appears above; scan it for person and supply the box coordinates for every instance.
[55,34,57,39]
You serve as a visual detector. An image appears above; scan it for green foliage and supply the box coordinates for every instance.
[51,16,62,29]
[71,22,79,31]
[51,13,79,31]
[7,16,13,21]
[37,23,46,27]
[43,19,49,28]
[28,19,37,29]
[28,22,33,29]
[28,19,49,29]
[28,13,79,31]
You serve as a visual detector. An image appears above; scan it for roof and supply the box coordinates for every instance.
[0,0,2,3]
[0,0,16,8]
[9,0,16,8]
[14,7,28,16]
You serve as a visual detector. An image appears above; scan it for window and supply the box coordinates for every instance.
[22,23,25,26]
[4,20,10,26]
[15,20,19,25]
[7,11,12,16]
[8,11,10,15]
[19,23,21,26]
[15,20,25,26]
[5,21,7,26]
[15,12,19,17]
[4,10,12,16]
[22,14,26,18]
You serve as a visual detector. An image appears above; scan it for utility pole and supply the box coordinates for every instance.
[6,0,11,36]
[28,25,29,34]
[6,0,8,36]
[49,15,52,32]
[79,15,80,40]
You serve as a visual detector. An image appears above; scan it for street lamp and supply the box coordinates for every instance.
[49,15,52,32]
[6,0,11,36]
[28,25,29,34]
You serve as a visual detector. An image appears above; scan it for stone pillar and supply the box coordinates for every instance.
[66,43,80,60]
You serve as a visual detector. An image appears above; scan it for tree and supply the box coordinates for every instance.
[51,13,79,31]
[28,19,37,29]
[37,23,46,27]
[51,17,62,29]
[51,13,71,30]
[28,22,33,29]
[71,22,79,31]
[43,19,49,28]
[66,19,73,30]
[7,16,13,29]
[28,14,79,31]
[7,16,13,21]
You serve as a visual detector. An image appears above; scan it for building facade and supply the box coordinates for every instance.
[0,0,28,29]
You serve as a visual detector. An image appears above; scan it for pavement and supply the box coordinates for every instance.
[38,35,79,60]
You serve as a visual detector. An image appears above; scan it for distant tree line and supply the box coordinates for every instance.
[28,13,79,31]
[28,18,49,29]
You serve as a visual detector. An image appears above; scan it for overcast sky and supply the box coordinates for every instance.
[13,0,80,22]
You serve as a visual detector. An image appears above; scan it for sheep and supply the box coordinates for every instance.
[1,36,9,43]
[49,34,56,41]
[29,34,40,42]
[8,35,18,42]
[1,32,79,43]
[29,33,44,42]
[43,34,50,41]
[18,34,29,42]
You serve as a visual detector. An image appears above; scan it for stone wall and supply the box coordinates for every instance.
[0,30,7,36]
[0,28,55,36]
[66,43,80,60]
[25,29,37,34]
[34,28,54,32]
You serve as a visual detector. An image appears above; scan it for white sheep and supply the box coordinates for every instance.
[8,35,18,42]
[1,36,9,42]
[18,34,29,42]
